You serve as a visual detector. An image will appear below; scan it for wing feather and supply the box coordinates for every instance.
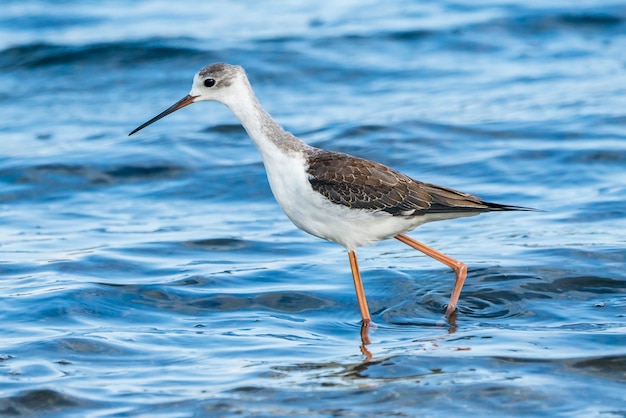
[306,150,521,216]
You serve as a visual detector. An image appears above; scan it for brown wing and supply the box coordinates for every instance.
[306,150,521,216]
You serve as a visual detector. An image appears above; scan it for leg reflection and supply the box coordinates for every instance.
[360,321,372,361]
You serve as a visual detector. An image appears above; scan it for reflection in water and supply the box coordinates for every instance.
[359,311,459,363]
[360,322,372,361]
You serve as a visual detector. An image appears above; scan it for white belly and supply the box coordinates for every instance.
[259,147,438,251]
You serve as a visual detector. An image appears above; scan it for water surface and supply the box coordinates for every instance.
[1,1,625,416]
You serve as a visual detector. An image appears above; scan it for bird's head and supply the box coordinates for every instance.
[129,62,245,136]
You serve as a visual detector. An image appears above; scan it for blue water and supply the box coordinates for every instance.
[1,1,625,416]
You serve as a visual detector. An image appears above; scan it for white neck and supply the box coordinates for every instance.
[223,78,310,159]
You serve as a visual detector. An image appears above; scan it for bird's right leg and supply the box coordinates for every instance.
[348,250,371,324]
[348,250,371,345]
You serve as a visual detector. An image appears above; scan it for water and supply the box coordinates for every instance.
[1,1,625,416]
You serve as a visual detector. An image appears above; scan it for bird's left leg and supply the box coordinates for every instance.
[394,234,467,318]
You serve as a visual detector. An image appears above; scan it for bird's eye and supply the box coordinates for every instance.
[204,78,216,87]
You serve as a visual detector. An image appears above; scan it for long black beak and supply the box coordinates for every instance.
[129,94,197,136]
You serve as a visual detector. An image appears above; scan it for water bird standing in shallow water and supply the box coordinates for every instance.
[130,63,532,339]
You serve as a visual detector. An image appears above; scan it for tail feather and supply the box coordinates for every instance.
[424,201,538,214]
[481,201,538,212]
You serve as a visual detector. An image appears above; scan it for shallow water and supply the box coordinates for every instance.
[1,1,625,416]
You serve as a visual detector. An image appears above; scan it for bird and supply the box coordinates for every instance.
[129,62,533,335]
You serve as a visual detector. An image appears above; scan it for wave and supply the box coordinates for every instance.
[3,6,624,71]
[0,39,206,70]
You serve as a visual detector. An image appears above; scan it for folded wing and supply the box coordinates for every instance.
[307,150,529,216]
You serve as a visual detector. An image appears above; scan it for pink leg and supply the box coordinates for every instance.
[348,250,371,344]
[348,250,371,324]
[394,234,467,318]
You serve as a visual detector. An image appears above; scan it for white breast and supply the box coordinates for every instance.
[258,145,433,251]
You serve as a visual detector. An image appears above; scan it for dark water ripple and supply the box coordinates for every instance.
[1,1,626,417]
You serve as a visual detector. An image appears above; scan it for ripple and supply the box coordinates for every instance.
[183,238,250,251]
[0,389,97,417]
